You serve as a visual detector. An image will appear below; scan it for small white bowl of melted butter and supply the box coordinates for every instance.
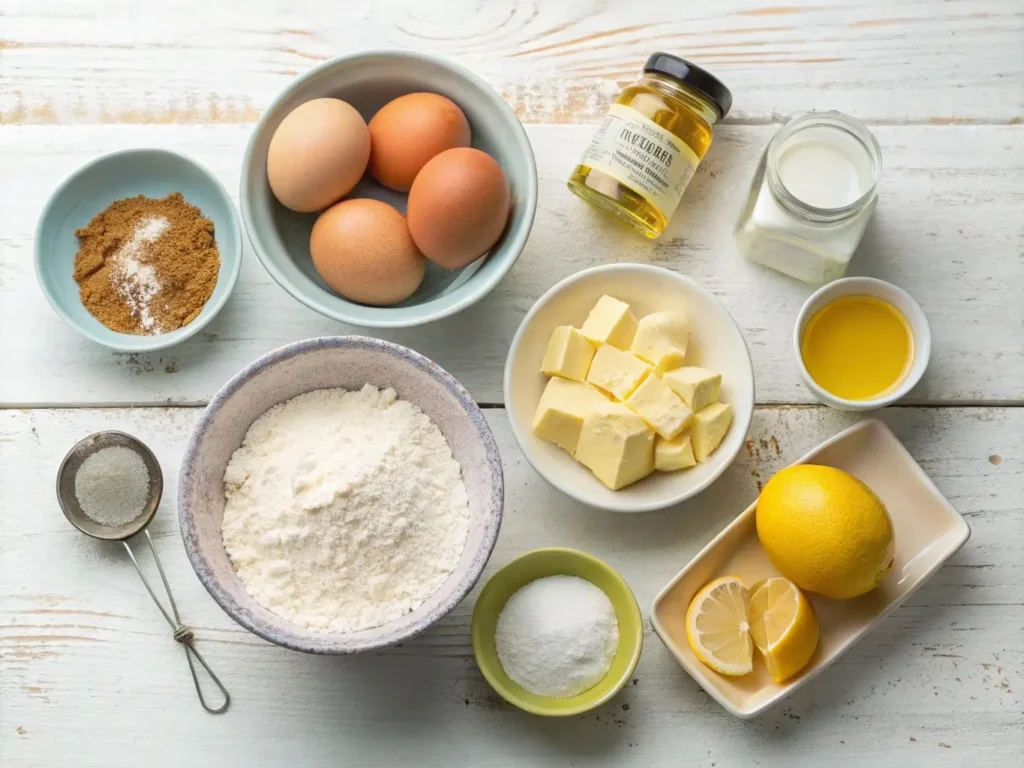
[504,264,755,513]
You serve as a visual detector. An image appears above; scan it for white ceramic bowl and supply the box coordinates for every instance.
[794,277,931,410]
[504,264,755,513]
[178,336,503,654]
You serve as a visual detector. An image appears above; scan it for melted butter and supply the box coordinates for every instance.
[801,296,913,401]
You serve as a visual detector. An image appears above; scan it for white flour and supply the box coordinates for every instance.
[221,385,470,633]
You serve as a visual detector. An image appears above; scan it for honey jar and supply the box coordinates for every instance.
[568,53,732,239]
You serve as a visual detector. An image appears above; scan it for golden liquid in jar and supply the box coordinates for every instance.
[568,79,716,239]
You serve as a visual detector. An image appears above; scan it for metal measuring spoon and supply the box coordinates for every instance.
[57,430,230,714]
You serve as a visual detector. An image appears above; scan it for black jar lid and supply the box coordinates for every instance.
[643,52,732,118]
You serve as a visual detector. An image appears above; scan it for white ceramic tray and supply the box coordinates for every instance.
[650,419,971,718]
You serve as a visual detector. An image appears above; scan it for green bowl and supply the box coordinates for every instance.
[471,547,643,716]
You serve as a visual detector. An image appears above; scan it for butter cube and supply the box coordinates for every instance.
[655,434,696,472]
[663,367,722,414]
[586,345,652,401]
[541,326,596,382]
[624,374,693,440]
[691,402,733,462]
[580,295,638,349]
[631,311,690,374]
[575,402,655,490]
[532,377,609,454]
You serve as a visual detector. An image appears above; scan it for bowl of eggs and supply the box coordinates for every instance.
[240,50,538,328]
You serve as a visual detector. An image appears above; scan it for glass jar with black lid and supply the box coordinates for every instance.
[568,53,732,239]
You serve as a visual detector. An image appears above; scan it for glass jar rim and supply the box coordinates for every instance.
[766,111,882,223]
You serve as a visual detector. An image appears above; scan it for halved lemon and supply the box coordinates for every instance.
[748,578,819,683]
[685,576,753,676]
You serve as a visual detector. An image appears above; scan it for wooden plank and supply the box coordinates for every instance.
[2,123,1022,406]
[1,0,1022,125]
[1,406,1020,766]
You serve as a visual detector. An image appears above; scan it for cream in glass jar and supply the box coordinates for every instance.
[734,111,882,285]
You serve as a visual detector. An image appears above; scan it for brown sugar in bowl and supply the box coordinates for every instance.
[35,148,242,352]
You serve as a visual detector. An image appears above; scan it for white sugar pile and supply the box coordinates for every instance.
[111,215,170,333]
[74,446,151,527]
[495,575,619,698]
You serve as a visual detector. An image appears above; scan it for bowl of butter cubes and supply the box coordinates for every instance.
[504,264,755,512]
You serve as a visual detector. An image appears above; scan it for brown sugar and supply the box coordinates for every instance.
[73,193,220,335]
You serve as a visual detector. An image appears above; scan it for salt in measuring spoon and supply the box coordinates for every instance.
[56,430,230,714]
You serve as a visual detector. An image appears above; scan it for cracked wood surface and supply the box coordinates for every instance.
[1,0,1022,125]
[1,123,1021,406]
[1,407,1022,766]
[1,1,1022,766]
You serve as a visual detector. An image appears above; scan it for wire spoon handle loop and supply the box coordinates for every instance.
[123,530,231,714]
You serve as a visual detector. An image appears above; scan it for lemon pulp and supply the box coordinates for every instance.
[685,576,753,676]
[748,578,819,683]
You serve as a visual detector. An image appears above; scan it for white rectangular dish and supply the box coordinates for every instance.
[650,419,971,718]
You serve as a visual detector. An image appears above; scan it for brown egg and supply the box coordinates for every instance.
[309,199,426,306]
[267,98,370,213]
[407,148,511,270]
[368,93,471,192]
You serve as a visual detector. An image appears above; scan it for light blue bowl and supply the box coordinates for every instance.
[240,50,538,329]
[35,148,242,352]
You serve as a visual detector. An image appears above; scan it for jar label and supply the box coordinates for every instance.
[580,103,701,219]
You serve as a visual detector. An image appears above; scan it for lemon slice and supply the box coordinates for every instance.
[748,578,819,683]
[685,576,753,676]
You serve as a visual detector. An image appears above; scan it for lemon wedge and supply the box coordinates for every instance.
[748,578,819,683]
[685,576,753,676]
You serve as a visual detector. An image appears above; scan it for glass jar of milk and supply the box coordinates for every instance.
[735,111,882,285]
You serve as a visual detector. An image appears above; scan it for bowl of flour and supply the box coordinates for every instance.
[178,336,503,653]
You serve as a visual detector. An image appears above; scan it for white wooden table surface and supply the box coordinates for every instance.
[2,2,1022,766]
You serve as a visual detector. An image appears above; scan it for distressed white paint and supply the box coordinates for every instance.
[1,408,1021,767]
[2,123,1022,406]
[1,1,1023,765]
[1,0,1022,124]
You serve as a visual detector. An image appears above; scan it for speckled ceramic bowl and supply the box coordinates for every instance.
[178,336,504,654]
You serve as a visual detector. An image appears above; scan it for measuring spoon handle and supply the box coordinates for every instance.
[180,636,231,714]
[123,531,231,714]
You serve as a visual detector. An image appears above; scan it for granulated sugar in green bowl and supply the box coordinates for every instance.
[471,547,643,716]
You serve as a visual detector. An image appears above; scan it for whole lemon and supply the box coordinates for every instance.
[756,465,895,600]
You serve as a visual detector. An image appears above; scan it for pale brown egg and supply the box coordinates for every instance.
[368,93,471,192]
[267,98,370,213]
[406,148,511,270]
[309,199,426,306]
